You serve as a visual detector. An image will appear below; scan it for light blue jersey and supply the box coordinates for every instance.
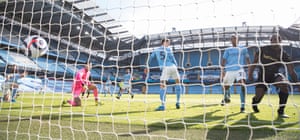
[149,46,177,70]
[123,73,131,85]
[223,45,249,71]
[6,74,22,83]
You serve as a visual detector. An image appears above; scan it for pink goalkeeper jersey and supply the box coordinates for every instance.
[72,68,91,96]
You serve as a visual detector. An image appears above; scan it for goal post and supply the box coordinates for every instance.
[0,0,300,140]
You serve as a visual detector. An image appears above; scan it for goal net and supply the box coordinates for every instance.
[0,0,300,139]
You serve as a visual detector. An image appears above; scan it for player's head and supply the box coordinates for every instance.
[126,69,130,73]
[270,34,282,44]
[84,62,92,71]
[231,34,238,47]
[19,70,28,77]
[161,38,170,47]
[270,34,282,50]
[7,64,18,73]
[143,68,148,73]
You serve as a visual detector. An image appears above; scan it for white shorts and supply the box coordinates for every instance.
[223,69,246,86]
[1,82,16,97]
[160,65,180,81]
[119,82,131,89]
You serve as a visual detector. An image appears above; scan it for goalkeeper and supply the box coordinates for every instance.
[248,34,299,118]
[63,63,99,106]
[220,34,251,113]
[149,38,184,111]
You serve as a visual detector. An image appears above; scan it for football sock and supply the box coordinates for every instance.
[11,88,17,101]
[224,89,230,100]
[175,85,183,104]
[278,91,289,113]
[93,88,98,100]
[240,86,246,108]
[159,88,166,106]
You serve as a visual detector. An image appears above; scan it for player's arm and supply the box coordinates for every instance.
[246,57,251,65]
[220,58,226,79]
[244,47,251,65]
[5,74,11,81]
[76,71,87,88]
[171,53,178,66]
[221,49,228,80]
[148,49,156,65]
[168,48,178,66]
[248,51,259,81]
[287,63,298,83]
[284,52,300,90]
[284,52,298,83]
[20,71,27,78]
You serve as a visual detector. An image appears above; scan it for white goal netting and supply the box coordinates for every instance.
[0,0,300,140]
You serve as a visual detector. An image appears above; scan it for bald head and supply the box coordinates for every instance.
[231,34,238,47]
[84,63,92,71]
[270,34,282,44]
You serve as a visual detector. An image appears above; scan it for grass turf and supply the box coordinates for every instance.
[1,92,300,140]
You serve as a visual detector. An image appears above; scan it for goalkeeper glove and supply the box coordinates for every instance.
[82,84,88,89]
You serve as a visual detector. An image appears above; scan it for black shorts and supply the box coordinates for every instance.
[256,72,284,90]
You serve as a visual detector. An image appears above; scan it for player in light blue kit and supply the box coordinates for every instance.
[1,65,27,102]
[149,38,184,111]
[116,69,134,99]
[221,34,251,113]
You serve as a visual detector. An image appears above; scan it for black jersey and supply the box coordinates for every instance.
[258,45,291,74]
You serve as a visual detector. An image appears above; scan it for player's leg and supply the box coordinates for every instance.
[142,84,146,94]
[221,71,235,105]
[274,73,290,118]
[88,84,99,105]
[11,83,19,102]
[252,72,274,113]
[116,82,124,99]
[128,85,134,99]
[174,78,182,109]
[74,97,81,106]
[155,67,170,111]
[156,80,167,111]
[103,86,107,97]
[238,80,246,112]
[237,70,247,112]
[0,83,11,102]
[108,86,112,96]
[172,66,183,109]
[64,96,81,106]
[2,82,11,102]
[221,85,231,105]
[123,84,133,98]
[11,88,17,102]
[252,85,266,113]
[64,83,82,106]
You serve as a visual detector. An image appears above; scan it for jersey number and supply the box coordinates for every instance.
[159,51,165,61]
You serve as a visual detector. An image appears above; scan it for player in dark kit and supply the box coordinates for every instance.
[248,34,299,118]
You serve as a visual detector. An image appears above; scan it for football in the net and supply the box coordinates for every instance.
[23,35,48,58]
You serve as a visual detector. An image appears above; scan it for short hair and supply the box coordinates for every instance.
[161,38,170,44]
[231,34,238,39]
[270,34,281,42]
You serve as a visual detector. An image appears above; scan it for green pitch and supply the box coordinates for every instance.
[1,92,300,140]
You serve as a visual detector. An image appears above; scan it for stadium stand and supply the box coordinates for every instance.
[0,0,300,94]
[0,50,39,70]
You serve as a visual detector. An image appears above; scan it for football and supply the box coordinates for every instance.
[23,35,48,58]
